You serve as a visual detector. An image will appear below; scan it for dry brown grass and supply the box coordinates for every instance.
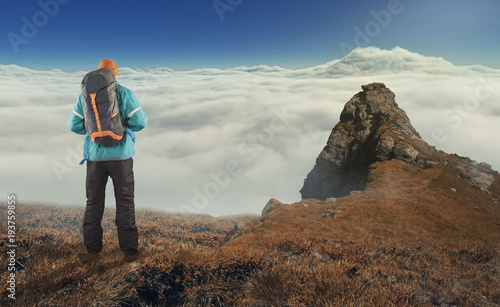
[0,159,499,306]
[0,204,258,306]
[227,159,500,306]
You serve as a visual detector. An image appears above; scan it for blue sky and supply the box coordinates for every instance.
[1,0,499,71]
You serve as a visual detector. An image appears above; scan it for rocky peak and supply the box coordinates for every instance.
[300,82,437,199]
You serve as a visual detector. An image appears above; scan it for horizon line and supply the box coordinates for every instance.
[1,46,499,73]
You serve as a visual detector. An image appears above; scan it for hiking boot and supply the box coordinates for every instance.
[123,251,141,262]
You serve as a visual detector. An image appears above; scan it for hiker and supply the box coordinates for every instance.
[68,59,148,262]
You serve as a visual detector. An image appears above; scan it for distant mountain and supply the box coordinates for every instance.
[292,47,499,77]
[302,47,456,76]
[217,46,499,77]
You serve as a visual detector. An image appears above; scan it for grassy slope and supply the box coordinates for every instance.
[226,159,500,306]
[235,159,500,248]
[0,159,499,306]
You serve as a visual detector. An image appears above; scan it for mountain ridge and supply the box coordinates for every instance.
[2,47,499,76]
[227,82,500,249]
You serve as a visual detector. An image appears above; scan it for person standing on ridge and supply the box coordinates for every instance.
[68,59,148,262]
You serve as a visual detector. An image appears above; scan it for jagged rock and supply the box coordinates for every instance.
[470,172,494,192]
[300,83,437,200]
[300,83,498,200]
[323,208,344,218]
[480,162,492,170]
[455,165,465,172]
[262,198,283,216]
[375,135,394,161]
[393,142,419,163]
[453,159,496,192]
[326,197,337,203]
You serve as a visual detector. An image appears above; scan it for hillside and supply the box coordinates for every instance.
[226,83,500,305]
[232,157,500,249]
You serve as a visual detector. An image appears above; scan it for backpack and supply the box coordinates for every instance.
[81,68,124,146]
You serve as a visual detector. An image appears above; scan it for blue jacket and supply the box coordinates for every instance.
[68,82,148,162]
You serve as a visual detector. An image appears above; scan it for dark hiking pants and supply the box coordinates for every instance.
[83,158,138,256]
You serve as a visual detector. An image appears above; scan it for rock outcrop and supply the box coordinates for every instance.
[300,83,499,200]
[261,198,283,216]
[300,83,437,199]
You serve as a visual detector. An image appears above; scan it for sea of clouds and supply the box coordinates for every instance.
[1,46,499,216]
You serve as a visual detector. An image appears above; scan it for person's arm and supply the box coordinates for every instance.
[68,95,86,135]
[122,89,148,132]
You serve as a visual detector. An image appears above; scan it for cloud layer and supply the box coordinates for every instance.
[1,47,499,216]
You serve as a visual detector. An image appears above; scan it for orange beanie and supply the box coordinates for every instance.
[98,59,119,76]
